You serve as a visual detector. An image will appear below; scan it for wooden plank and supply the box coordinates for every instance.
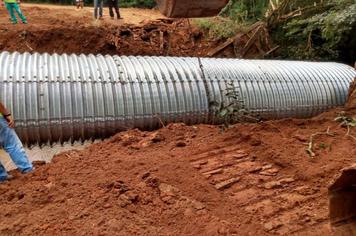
[159,31,165,53]
[241,25,263,57]
[215,177,241,190]
[264,45,280,57]
[202,168,224,177]
[208,21,264,57]
[207,34,242,57]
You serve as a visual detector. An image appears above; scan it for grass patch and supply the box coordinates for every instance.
[194,17,247,40]
[119,0,156,8]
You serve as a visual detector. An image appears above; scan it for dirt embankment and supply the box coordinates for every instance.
[0,5,218,56]
[0,20,212,57]
[0,4,262,57]
[0,107,355,235]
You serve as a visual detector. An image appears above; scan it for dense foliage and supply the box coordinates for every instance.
[277,0,356,63]
[220,0,269,22]
[195,0,269,40]
[200,0,356,64]
[119,0,155,8]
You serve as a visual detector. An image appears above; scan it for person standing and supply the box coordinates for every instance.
[108,0,122,19]
[1,0,27,24]
[0,102,33,182]
[93,0,103,19]
[76,0,84,9]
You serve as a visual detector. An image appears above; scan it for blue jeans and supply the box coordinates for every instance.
[93,0,103,19]
[5,2,27,24]
[0,117,32,181]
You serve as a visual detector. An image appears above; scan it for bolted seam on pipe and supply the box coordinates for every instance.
[0,51,355,146]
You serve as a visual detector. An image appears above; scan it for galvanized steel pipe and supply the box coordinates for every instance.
[0,51,355,146]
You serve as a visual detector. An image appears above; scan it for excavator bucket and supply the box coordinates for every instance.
[329,164,356,235]
[155,0,229,18]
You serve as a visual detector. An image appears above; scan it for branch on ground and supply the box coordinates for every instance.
[335,112,356,141]
[306,127,334,157]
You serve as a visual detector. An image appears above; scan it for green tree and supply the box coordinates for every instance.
[274,0,356,63]
[220,0,269,22]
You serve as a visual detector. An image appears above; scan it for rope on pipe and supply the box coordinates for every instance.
[0,51,355,146]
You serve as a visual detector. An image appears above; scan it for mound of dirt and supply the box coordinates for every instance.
[0,20,218,57]
[1,111,355,235]
[346,77,356,110]
[0,4,217,57]
[0,5,259,57]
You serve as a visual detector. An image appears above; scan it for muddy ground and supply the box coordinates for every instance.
[0,4,356,236]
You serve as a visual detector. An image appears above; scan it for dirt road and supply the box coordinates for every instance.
[0,3,164,27]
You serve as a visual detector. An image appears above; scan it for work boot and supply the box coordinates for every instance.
[0,174,14,182]
[22,167,33,174]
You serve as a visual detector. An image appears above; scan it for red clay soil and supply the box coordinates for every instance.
[0,5,355,236]
[0,5,257,57]
[0,5,216,56]
[0,105,355,235]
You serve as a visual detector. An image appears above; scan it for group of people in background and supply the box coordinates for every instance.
[1,0,122,25]
[77,0,122,20]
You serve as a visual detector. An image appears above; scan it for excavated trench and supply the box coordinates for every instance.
[0,16,221,168]
[0,6,356,235]
[0,10,264,170]
[0,50,355,171]
[0,10,354,173]
[1,51,355,146]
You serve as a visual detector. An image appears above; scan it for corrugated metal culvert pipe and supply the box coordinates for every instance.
[0,51,355,146]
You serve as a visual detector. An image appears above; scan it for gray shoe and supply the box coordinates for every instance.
[22,167,33,174]
[0,174,14,182]
[6,174,14,180]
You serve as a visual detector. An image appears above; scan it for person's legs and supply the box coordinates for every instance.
[114,0,121,18]
[0,118,32,173]
[5,3,17,24]
[108,1,114,18]
[109,6,114,18]
[13,3,27,23]
[93,0,99,19]
[99,0,103,18]
[0,162,8,181]
[114,6,120,18]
